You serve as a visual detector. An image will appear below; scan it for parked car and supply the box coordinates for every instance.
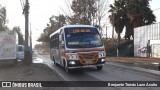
[18,45,24,60]
[40,50,46,55]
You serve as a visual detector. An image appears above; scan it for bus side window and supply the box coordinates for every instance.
[50,36,54,48]
[56,33,59,48]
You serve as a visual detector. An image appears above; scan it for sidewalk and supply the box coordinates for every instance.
[106,57,160,71]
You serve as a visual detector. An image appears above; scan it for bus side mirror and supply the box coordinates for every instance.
[61,41,65,45]
[59,34,62,41]
[60,41,65,48]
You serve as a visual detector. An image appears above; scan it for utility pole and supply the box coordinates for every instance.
[23,0,31,65]
[30,23,32,61]
[106,26,107,39]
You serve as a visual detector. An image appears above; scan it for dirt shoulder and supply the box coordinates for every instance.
[0,62,69,90]
[0,62,62,81]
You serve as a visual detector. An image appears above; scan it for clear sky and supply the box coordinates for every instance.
[150,0,160,22]
[1,0,160,46]
[1,0,70,46]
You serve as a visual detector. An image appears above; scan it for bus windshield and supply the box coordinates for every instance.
[65,27,103,48]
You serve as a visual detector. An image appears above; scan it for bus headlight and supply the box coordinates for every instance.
[101,59,106,62]
[68,54,78,60]
[69,61,76,65]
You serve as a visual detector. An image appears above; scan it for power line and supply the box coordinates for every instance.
[20,0,25,11]
[152,7,160,12]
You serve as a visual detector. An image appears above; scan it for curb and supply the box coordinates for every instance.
[106,61,160,77]
[43,61,65,81]
[33,54,65,81]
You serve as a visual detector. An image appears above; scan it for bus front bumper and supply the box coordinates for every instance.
[67,58,106,69]
[68,64,105,69]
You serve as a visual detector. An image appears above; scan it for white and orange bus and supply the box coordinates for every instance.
[50,25,106,72]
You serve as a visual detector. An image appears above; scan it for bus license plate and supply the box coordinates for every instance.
[85,60,93,64]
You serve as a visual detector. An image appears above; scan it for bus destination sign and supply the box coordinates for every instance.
[72,29,91,33]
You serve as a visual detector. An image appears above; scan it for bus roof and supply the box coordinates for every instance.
[18,45,24,47]
[50,25,96,38]
[62,25,95,28]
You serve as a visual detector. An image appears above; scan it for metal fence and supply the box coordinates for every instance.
[134,22,160,58]
[151,44,160,58]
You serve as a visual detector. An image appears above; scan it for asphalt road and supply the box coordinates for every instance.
[34,52,160,90]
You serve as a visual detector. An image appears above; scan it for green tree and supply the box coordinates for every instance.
[125,0,156,39]
[37,14,66,43]
[70,0,97,25]
[0,5,7,31]
[12,26,24,45]
[37,33,49,42]
[108,0,156,40]
[48,14,66,34]
[108,0,125,45]
[67,0,108,34]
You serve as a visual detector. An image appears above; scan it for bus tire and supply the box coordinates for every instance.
[97,66,103,70]
[64,60,71,73]
[53,57,58,66]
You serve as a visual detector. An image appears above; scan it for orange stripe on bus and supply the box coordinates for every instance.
[61,49,69,60]
[65,48,105,53]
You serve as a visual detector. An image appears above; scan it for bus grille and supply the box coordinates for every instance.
[78,52,98,64]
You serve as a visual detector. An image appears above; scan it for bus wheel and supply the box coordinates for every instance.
[97,66,103,70]
[53,57,58,66]
[64,61,71,73]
